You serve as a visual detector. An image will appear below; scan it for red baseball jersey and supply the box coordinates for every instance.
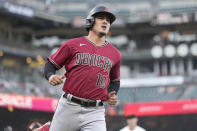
[48,36,121,101]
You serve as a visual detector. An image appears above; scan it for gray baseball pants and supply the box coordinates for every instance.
[49,94,106,131]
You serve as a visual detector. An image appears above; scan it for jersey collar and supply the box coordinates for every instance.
[84,36,108,47]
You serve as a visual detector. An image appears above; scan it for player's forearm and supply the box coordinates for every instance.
[44,61,57,80]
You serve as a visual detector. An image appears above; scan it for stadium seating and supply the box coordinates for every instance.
[118,86,185,103]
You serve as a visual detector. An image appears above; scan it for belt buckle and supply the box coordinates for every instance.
[80,100,84,105]
[81,100,92,107]
[80,100,88,107]
[86,102,90,107]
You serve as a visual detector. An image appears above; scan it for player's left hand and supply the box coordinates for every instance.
[107,91,118,106]
[49,74,65,86]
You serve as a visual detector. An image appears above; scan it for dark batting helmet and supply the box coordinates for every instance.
[86,5,116,31]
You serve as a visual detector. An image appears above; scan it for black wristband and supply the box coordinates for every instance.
[46,72,54,80]
[44,61,57,80]
[107,81,120,94]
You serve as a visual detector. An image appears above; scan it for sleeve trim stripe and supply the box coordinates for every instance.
[48,57,61,69]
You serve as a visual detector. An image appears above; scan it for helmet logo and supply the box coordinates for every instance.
[104,8,110,12]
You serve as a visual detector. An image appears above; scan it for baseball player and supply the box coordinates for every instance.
[120,114,146,131]
[44,5,121,131]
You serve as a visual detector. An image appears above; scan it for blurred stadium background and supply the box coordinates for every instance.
[1,0,197,130]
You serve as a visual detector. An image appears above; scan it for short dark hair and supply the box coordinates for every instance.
[126,114,137,119]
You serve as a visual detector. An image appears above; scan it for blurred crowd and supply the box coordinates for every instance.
[0,64,63,98]
[1,61,197,103]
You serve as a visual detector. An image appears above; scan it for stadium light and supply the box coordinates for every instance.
[36,55,46,65]
[190,43,197,56]
[164,45,176,58]
[177,44,189,57]
[26,57,32,64]
[0,50,3,57]
[151,45,163,58]
[36,55,43,62]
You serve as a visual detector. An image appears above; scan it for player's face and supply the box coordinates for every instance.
[127,118,138,129]
[92,13,111,36]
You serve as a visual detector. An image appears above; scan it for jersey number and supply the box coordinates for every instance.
[96,73,106,89]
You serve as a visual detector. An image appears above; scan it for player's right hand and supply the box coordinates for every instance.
[107,91,118,106]
[48,74,65,86]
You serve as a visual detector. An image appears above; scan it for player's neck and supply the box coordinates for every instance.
[87,31,106,46]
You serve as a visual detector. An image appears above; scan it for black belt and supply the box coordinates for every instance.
[63,93,103,107]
